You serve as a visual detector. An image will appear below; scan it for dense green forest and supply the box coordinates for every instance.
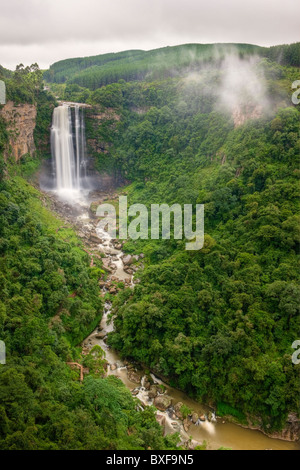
[0,41,299,448]
[69,48,300,432]
[0,68,178,450]
[44,43,300,92]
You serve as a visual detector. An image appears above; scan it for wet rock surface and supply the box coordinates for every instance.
[153,395,172,411]
[127,370,142,384]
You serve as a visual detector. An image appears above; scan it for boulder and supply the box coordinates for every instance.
[110,363,117,371]
[199,415,206,422]
[183,418,191,432]
[123,254,133,265]
[144,379,151,390]
[174,402,184,419]
[127,370,141,384]
[191,412,199,424]
[90,233,102,244]
[148,385,158,399]
[124,268,133,275]
[102,259,113,273]
[154,395,172,411]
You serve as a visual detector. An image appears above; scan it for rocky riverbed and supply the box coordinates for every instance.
[43,187,300,451]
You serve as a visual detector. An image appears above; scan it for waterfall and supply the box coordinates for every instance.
[75,105,80,188]
[80,106,87,181]
[51,104,87,192]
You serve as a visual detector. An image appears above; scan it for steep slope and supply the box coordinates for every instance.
[49,48,300,436]
[0,101,37,161]
[0,67,175,450]
[44,42,299,91]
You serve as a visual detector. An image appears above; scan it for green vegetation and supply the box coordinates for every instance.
[4,64,43,105]
[0,41,299,449]
[34,90,56,158]
[0,63,56,161]
[44,43,299,91]
[0,113,176,448]
[67,54,299,432]
[217,403,247,424]
[0,65,12,81]
[0,116,8,182]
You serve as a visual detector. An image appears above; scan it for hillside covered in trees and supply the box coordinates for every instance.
[0,67,178,450]
[44,43,300,434]
[44,43,300,91]
[0,40,299,448]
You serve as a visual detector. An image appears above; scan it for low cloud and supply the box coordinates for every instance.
[217,54,270,116]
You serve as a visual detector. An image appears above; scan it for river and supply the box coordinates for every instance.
[49,188,300,451]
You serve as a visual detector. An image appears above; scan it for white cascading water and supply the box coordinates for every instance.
[51,104,87,193]
[80,106,87,182]
[75,105,80,188]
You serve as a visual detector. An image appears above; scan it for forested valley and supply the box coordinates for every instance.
[0,42,299,449]
[0,64,178,450]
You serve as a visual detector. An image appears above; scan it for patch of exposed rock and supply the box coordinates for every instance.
[154,395,172,411]
[127,370,142,384]
[0,100,37,161]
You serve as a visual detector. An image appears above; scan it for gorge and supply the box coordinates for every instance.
[0,42,299,450]
[46,95,300,449]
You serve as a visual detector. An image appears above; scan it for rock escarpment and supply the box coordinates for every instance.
[232,103,262,127]
[0,100,36,161]
[237,412,300,442]
[272,413,300,442]
[85,106,120,155]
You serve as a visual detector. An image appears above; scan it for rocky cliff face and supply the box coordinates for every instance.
[86,106,120,155]
[243,412,300,442]
[232,103,263,127]
[0,100,37,161]
[269,413,300,442]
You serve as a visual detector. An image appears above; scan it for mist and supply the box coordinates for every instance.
[216,54,270,125]
[180,50,274,126]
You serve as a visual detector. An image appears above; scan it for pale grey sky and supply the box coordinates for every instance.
[0,0,299,70]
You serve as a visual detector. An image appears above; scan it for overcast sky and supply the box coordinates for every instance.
[0,0,299,70]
